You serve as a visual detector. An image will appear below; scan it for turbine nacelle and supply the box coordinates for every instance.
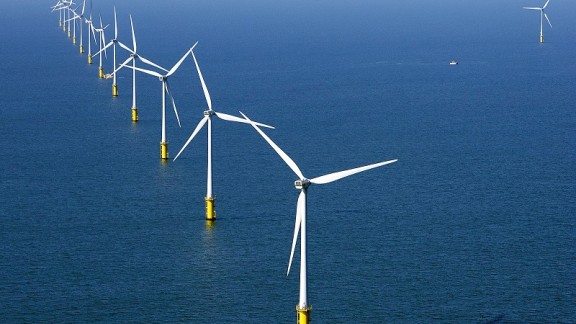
[295,179,311,190]
[204,110,215,117]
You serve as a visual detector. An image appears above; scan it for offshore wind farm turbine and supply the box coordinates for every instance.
[94,7,122,96]
[173,49,275,221]
[121,44,197,159]
[111,15,168,122]
[524,0,552,43]
[84,1,96,64]
[92,14,109,78]
[241,112,397,324]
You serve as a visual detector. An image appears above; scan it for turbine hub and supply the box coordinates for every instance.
[295,179,310,190]
[203,110,215,117]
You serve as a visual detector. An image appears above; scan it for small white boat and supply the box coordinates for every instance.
[449,60,458,65]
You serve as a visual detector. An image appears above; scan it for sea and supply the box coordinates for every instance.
[0,0,574,322]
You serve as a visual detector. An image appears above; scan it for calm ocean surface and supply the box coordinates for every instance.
[0,0,574,322]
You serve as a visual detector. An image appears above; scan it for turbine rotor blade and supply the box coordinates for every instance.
[310,159,398,185]
[167,47,192,77]
[214,111,275,129]
[173,116,209,161]
[138,55,169,72]
[543,0,550,9]
[544,13,552,28]
[191,49,212,111]
[165,81,181,127]
[287,190,304,276]
[240,111,305,179]
[129,15,136,52]
[118,41,134,54]
[121,64,164,78]
[523,7,541,10]
[113,6,117,39]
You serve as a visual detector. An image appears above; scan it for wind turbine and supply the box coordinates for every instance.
[50,1,66,28]
[66,1,74,38]
[92,14,109,79]
[110,15,168,122]
[121,44,197,159]
[240,112,397,324]
[94,7,121,96]
[173,49,275,221]
[524,0,552,43]
[84,0,96,64]
[51,1,70,32]
[65,0,85,50]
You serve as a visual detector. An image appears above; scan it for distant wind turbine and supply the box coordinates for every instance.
[110,15,168,122]
[240,111,397,324]
[121,44,198,159]
[524,0,552,43]
[173,49,275,221]
[92,14,109,79]
[84,0,96,64]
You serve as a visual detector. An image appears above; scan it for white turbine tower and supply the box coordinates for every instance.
[110,15,168,122]
[241,112,397,324]
[65,0,85,51]
[94,7,121,96]
[524,0,552,43]
[66,1,74,38]
[92,14,109,79]
[173,49,275,221]
[121,44,197,160]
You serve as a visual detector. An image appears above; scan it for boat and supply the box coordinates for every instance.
[450,60,458,65]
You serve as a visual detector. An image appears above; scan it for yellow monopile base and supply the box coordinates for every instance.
[88,55,93,64]
[79,45,84,54]
[296,305,311,324]
[112,84,118,97]
[160,142,169,160]
[131,107,138,122]
[63,26,66,32]
[540,35,544,43]
[98,67,104,79]
[205,197,216,221]
[73,37,76,45]
[68,30,71,38]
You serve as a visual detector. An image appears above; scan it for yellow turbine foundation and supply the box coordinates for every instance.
[540,35,544,43]
[88,55,93,64]
[160,142,169,160]
[112,84,118,97]
[68,30,71,38]
[98,67,104,79]
[73,37,76,45]
[79,45,84,54]
[296,305,311,324]
[205,197,216,221]
[131,107,138,122]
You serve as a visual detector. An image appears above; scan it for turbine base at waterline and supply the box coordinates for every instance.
[79,44,84,54]
[161,142,169,160]
[99,67,104,79]
[131,107,138,122]
[88,54,92,64]
[540,35,544,43]
[205,196,216,221]
[112,84,118,97]
[296,305,311,324]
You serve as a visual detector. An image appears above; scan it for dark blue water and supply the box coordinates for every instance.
[1,0,574,322]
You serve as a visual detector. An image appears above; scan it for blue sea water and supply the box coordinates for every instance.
[0,0,575,322]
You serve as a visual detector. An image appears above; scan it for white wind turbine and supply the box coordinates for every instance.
[51,1,71,32]
[240,112,397,324]
[84,0,96,64]
[50,1,66,28]
[524,0,552,43]
[65,1,74,38]
[94,7,121,96]
[91,14,109,79]
[110,15,168,122]
[121,44,197,160]
[64,0,85,50]
[173,49,275,221]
